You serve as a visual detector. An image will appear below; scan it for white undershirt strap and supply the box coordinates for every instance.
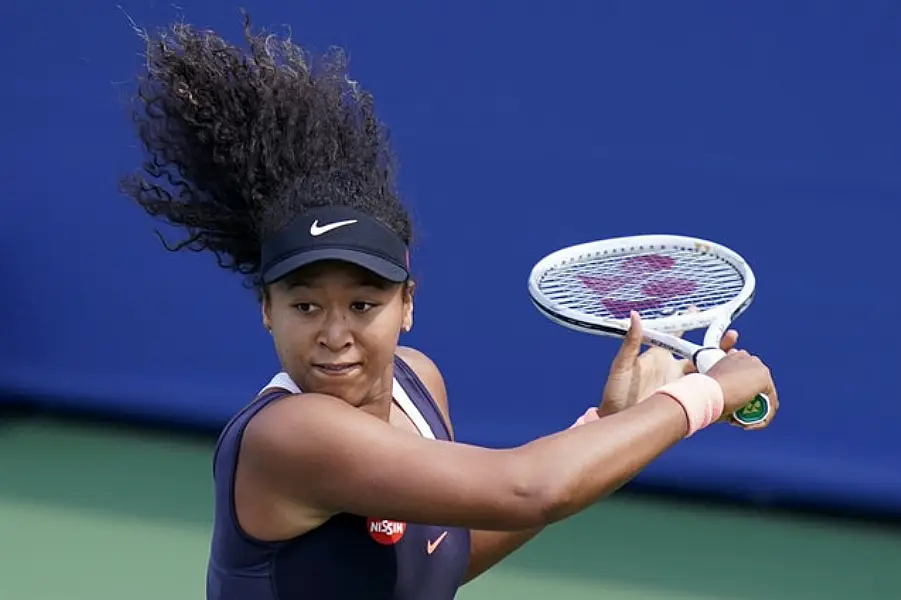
[263,372,301,394]
[391,378,436,440]
[259,371,435,440]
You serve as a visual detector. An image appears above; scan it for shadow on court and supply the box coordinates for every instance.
[1,409,900,600]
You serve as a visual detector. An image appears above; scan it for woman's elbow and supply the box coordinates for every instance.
[502,452,573,529]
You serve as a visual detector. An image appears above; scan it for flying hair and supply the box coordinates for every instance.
[119,13,414,288]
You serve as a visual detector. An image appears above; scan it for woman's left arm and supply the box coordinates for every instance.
[395,318,734,586]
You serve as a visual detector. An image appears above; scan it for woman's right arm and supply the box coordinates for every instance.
[240,389,690,532]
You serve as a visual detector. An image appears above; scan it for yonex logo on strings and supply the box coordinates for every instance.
[578,254,697,318]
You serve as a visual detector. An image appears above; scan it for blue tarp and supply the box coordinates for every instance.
[2,0,899,513]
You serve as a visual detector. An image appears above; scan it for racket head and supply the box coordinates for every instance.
[528,234,757,340]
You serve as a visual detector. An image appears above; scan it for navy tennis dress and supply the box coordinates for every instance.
[206,355,471,600]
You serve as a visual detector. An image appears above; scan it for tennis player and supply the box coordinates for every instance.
[121,18,779,600]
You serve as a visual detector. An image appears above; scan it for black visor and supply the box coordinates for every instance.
[260,206,410,285]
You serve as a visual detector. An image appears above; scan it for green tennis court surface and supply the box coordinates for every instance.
[1,417,899,600]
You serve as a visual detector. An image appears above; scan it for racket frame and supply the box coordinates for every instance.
[527,234,769,426]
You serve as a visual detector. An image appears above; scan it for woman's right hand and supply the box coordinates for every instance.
[704,350,779,427]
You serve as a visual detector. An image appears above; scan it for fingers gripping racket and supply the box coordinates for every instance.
[527,234,771,426]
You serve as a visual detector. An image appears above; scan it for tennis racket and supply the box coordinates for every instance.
[527,234,771,427]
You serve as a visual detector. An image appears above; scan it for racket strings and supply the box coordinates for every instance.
[537,248,745,320]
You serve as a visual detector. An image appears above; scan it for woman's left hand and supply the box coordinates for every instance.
[598,310,739,417]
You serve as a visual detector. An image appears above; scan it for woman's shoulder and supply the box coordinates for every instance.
[395,347,446,399]
[395,346,440,374]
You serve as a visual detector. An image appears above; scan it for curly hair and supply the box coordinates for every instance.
[120,14,413,288]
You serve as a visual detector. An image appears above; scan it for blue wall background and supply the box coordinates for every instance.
[2,1,900,513]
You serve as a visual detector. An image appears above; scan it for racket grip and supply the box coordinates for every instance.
[692,348,772,427]
[732,393,772,427]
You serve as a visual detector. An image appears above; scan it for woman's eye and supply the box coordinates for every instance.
[295,303,316,314]
[351,302,375,313]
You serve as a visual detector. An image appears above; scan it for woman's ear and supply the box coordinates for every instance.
[261,288,273,333]
[402,280,415,333]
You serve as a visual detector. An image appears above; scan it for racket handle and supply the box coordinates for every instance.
[692,348,772,427]
[731,393,771,427]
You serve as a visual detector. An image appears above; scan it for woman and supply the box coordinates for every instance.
[121,17,778,600]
